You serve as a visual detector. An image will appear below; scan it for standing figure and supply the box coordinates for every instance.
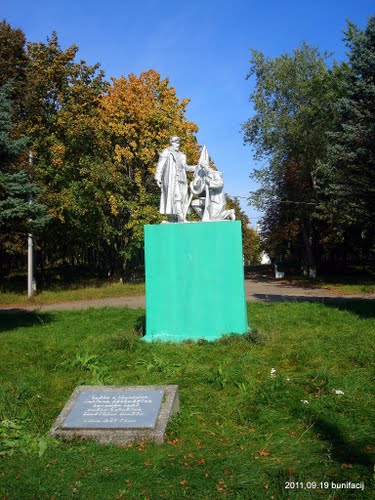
[155,136,196,222]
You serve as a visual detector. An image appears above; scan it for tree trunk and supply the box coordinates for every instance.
[302,216,316,278]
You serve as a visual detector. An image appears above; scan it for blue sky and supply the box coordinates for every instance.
[2,0,374,225]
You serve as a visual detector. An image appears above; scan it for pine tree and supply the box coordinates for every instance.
[0,84,50,244]
[324,16,375,262]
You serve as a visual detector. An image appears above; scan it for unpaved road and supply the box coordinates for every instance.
[0,279,373,314]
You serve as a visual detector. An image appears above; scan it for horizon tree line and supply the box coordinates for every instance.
[0,20,261,287]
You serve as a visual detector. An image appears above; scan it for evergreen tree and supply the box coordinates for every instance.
[321,16,375,263]
[0,84,50,247]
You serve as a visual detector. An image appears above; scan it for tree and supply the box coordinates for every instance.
[98,69,199,273]
[0,83,50,263]
[319,16,375,266]
[0,25,202,280]
[0,20,27,106]
[226,196,261,264]
[243,43,346,274]
[19,32,109,272]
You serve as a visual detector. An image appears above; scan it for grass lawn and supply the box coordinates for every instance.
[284,280,375,295]
[279,273,375,295]
[0,302,374,498]
[1,268,374,307]
[0,281,145,307]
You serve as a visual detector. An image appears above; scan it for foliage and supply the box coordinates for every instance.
[318,16,375,264]
[61,352,115,384]
[98,69,200,267]
[226,196,261,264]
[0,20,27,112]
[244,18,375,274]
[21,32,110,269]
[0,83,27,159]
[0,83,50,256]
[0,418,52,458]
[0,303,374,497]
[243,43,346,274]
[0,22,204,279]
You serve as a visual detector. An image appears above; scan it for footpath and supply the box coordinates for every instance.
[0,279,373,314]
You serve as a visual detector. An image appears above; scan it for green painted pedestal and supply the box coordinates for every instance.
[144,221,248,342]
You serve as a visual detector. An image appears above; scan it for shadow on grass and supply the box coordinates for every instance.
[324,300,375,319]
[0,311,54,333]
[313,416,374,470]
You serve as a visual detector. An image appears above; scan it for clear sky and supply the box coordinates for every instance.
[2,0,374,225]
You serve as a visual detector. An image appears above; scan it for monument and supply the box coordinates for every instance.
[154,138,235,223]
[144,138,249,341]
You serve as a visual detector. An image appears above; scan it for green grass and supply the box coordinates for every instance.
[0,302,374,498]
[281,275,375,295]
[1,267,374,308]
[0,281,145,306]
[324,284,375,294]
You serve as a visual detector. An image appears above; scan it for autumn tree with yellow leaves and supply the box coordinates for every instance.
[0,22,204,279]
[97,69,200,274]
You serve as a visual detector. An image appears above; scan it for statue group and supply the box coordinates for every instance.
[155,137,235,223]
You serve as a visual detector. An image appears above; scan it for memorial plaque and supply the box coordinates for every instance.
[49,385,179,446]
[62,390,164,429]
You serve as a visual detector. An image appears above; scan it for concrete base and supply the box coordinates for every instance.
[144,221,248,341]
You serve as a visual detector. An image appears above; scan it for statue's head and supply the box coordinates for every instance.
[170,136,180,151]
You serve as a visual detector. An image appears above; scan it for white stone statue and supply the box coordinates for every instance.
[155,139,235,223]
[155,136,196,223]
[189,146,235,222]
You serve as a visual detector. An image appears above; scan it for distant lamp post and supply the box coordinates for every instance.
[27,151,35,298]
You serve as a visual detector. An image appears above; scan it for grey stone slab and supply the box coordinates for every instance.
[62,390,164,430]
[49,385,179,446]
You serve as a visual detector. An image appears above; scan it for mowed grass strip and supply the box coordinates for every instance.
[280,274,375,295]
[0,281,145,306]
[1,271,374,307]
[0,302,374,498]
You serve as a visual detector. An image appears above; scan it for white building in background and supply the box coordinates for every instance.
[256,223,271,265]
[260,252,271,265]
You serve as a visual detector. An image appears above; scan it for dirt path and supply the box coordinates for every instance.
[1,279,373,314]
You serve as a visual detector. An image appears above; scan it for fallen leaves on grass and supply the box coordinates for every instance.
[216,480,227,492]
[256,448,270,457]
[167,437,181,446]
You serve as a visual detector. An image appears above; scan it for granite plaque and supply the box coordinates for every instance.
[62,390,164,429]
[49,385,179,445]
